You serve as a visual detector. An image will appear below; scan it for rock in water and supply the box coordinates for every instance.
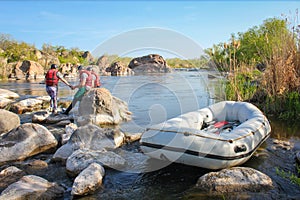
[0,175,64,199]
[53,124,125,163]
[106,61,134,76]
[66,149,126,176]
[195,167,274,193]
[128,54,171,73]
[71,163,105,196]
[77,88,131,125]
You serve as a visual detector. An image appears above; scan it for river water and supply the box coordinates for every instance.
[1,70,300,199]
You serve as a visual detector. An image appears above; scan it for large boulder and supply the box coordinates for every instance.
[13,60,45,80]
[77,88,132,126]
[106,61,134,76]
[195,167,274,193]
[128,54,171,73]
[0,175,64,199]
[0,109,20,136]
[0,123,58,166]
[71,162,105,196]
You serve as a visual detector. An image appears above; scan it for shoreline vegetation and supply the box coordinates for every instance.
[1,15,300,121]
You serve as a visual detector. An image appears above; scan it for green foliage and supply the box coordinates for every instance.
[278,92,300,121]
[276,166,300,187]
[225,71,259,101]
[0,34,37,62]
[113,56,132,65]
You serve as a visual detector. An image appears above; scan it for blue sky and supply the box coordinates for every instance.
[0,1,299,58]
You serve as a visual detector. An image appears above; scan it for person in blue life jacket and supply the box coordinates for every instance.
[45,64,73,115]
[62,65,95,115]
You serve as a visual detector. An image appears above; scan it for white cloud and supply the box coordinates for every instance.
[39,11,62,20]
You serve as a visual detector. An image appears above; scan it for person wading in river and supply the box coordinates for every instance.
[62,65,95,115]
[45,64,73,115]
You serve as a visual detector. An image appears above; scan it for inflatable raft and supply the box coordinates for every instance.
[140,101,271,169]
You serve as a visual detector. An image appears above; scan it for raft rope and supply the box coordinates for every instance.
[144,117,269,143]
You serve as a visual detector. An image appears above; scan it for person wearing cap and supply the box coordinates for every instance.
[45,64,73,115]
[62,65,94,115]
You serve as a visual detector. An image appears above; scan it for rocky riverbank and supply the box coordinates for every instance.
[0,87,300,199]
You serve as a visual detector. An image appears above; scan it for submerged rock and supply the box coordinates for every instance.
[0,109,20,136]
[0,123,57,166]
[71,162,105,196]
[0,175,64,199]
[195,167,274,193]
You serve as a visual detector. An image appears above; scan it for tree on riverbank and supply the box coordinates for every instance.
[207,16,300,121]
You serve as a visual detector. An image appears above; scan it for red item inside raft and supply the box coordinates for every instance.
[214,121,229,128]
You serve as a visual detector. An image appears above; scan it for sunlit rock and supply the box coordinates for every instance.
[71,162,105,196]
[0,166,26,191]
[0,175,64,199]
[0,123,57,166]
[32,111,74,124]
[66,149,126,176]
[0,88,20,99]
[0,97,13,109]
[52,124,125,163]
[128,54,171,73]
[10,96,50,114]
[61,123,78,145]
[106,61,134,76]
[77,88,131,126]
[195,167,274,193]
[13,60,45,80]
[0,109,20,136]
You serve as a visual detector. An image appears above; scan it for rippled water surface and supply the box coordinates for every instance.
[1,70,300,199]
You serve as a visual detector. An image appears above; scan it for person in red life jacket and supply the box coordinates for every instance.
[62,65,94,115]
[89,66,101,88]
[45,64,72,114]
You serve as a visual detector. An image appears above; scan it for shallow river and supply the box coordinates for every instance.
[1,70,300,199]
